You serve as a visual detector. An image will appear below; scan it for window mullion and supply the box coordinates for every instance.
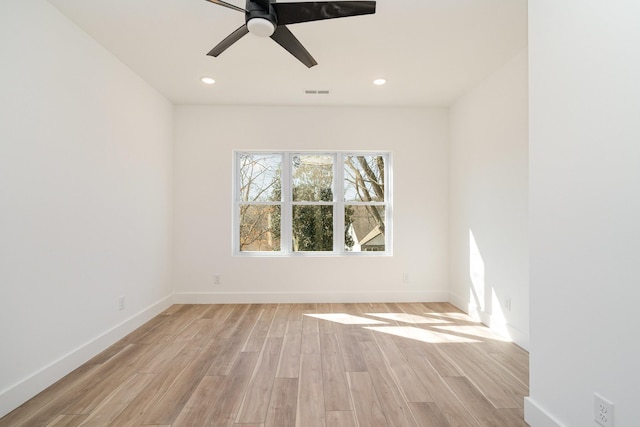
[335,153,344,253]
[281,152,292,253]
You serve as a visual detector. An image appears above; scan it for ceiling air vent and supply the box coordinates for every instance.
[305,90,331,95]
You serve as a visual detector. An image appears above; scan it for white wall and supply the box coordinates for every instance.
[448,50,529,349]
[526,1,640,426]
[0,0,174,416]
[173,106,449,303]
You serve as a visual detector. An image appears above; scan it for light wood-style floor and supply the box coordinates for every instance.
[0,302,529,427]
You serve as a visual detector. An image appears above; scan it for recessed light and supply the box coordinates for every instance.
[373,78,387,86]
[201,76,216,85]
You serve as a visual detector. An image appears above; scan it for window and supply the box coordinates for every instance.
[234,151,391,256]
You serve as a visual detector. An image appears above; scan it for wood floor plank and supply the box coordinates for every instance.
[243,305,277,352]
[330,303,360,318]
[0,364,101,427]
[45,414,89,427]
[325,411,356,427]
[268,304,290,337]
[499,408,530,427]
[231,305,264,342]
[157,304,205,336]
[206,337,243,376]
[276,320,302,378]
[489,349,530,387]
[106,347,201,426]
[408,402,452,427]
[335,328,370,372]
[235,337,283,424]
[171,375,227,427]
[192,305,238,346]
[206,305,262,376]
[201,303,235,325]
[443,376,513,426]
[0,303,529,427]
[404,347,482,427]
[76,373,156,426]
[401,302,438,318]
[142,346,218,425]
[136,339,187,373]
[265,378,298,427]
[360,341,419,427]
[295,353,325,427]
[217,304,252,339]
[120,314,172,345]
[287,304,304,322]
[372,330,434,403]
[439,343,525,408]
[407,341,464,377]
[320,333,352,411]
[61,344,147,415]
[315,303,335,333]
[184,318,219,349]
[346,371,387,427]
[301,330,320,355]
[83,341,129,365]
[160,304,185,315]
[175,317,209,343]
[301,313,320,354]
[205,351,260,426]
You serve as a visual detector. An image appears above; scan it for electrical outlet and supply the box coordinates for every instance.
[402,272,409,284]
[594,393,614,427]
[505,297,512,312]
[214,274,221,285]
[118,295,125,311]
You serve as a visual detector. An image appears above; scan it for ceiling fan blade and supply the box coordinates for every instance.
[203,0,247,13]
[270,25,317,68]
[272,1,376,25]
[252,0,271,11]
[207,25,250,57]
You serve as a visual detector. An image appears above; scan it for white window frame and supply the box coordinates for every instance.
[232,150,392,257]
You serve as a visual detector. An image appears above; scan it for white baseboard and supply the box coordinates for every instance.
[506,323,529,351]
[524,397,565,427]
[447,291,469,312]
[0,294,174,419]
[173,290,450,304]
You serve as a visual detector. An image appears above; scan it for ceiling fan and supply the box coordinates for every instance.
[204,0,376,68]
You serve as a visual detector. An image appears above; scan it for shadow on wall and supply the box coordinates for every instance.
[469,229,511,340]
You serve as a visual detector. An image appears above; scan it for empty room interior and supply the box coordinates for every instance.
[1,1,639,426]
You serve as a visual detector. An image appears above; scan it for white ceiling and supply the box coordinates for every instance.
[47,0,528,107]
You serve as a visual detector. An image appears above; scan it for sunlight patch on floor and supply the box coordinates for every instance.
[365,326,480,344]
[424,311,478,322]
[431,325,511,342]
[365,313,452,324]
[304,313,387,325]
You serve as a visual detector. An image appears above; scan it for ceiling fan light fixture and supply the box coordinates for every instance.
[205,0,377,68]
[247,18,276,37]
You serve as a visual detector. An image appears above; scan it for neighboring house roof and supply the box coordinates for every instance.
[348,215,377,242]
[359,225,384,247]
[348,213,384,249]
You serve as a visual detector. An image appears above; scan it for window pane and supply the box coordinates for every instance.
[240,205,281,251]
[239,154,282,202]
[292,155,334,202]
[345,205,385,252]
[292,205,333,251]
[344,155,385,202]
